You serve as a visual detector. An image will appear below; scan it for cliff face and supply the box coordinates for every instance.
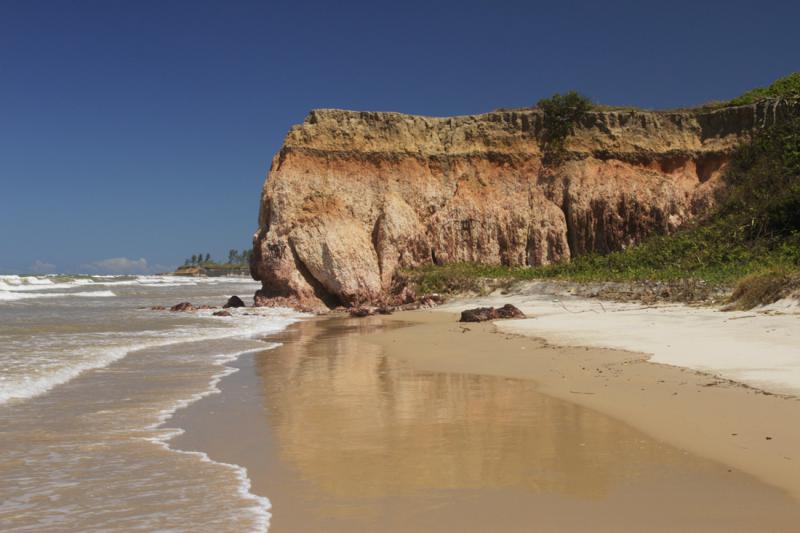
[251,101,784,310]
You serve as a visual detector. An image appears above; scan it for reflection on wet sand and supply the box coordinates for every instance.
[258,318,676,500]
[173,316,800,532]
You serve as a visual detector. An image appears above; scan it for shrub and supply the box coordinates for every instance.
[727,269,800,310]
[537,91,592,164]
[402,263,515,295]
[723,115,800,239]
[728,72,800,106]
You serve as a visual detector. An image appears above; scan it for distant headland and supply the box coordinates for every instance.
[166,249,252,277]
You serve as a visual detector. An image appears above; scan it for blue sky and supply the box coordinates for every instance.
[1,0,797,274]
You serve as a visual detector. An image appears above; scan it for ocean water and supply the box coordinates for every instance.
[0,274,303,532]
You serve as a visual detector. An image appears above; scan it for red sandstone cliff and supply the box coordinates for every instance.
[250,101,786,310]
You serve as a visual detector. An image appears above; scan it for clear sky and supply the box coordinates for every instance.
[1,0,797,274]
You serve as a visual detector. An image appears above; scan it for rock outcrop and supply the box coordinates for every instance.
[251,101,791,310]
[460,304,526,322]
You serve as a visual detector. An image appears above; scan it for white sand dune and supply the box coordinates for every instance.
[439,283,800,396]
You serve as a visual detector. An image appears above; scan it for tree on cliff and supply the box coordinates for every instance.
[537,91,591,164]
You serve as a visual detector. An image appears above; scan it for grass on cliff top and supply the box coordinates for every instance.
[671,72,800,111]
[406,114,800,304]
[728,72,800,106]
[500,72,800,114]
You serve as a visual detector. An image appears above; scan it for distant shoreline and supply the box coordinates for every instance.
[164,265,251,278]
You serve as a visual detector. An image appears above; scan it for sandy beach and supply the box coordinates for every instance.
[171,305,800,531]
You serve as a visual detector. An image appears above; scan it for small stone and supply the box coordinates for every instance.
[223,295,246,309]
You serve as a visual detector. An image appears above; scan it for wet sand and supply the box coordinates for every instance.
[171,313,800,531]
[377,310,800,502]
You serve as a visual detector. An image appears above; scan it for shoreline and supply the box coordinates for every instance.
[170,310,800,531]
[150,345,273,533]
[0,274,298,532]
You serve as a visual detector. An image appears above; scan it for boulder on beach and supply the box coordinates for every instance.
[223,295,246,309]
[213,310,232,317]
[494,303,526,319]
[459,304,525,322]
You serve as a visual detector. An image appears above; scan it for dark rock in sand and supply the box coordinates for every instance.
[170,302,195,312]
[495,303,526,319]
[460,304,525,322]
[213,310,232,317]
[223,295,246,309]
[460,307,495,322]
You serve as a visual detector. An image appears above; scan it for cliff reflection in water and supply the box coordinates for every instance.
[253,317,680,502]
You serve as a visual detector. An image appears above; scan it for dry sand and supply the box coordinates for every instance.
[170,312,800,532]
[441,284,800,396]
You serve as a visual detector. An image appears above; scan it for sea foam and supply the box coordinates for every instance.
[0,307,303,404]
[146,346,278,532]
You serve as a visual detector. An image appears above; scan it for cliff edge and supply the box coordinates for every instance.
[251,101,787,310]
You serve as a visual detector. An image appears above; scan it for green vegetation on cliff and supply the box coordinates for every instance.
[531,112,800,286]
[728,72,800,106]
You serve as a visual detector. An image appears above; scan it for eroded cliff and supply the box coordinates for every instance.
[251,101,787,310]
